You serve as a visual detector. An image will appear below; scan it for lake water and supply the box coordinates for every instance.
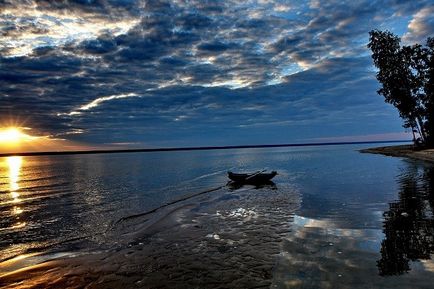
[1,143,434,288]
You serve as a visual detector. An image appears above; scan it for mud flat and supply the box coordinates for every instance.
[360,145,434,163]
[0,184,300,289]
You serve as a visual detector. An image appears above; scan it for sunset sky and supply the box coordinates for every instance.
[1,0,433,151]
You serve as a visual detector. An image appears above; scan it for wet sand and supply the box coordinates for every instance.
[0,184,300,288]
[360,145,434,163]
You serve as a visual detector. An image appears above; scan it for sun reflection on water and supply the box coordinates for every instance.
[7,156,22,201]
[6,156,24,228]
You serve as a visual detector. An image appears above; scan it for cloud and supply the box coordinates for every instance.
[63,92,140,116]
[1,0,433,147]
[0,0,140,57]
[305,132,412,143]
[403,6,434,43]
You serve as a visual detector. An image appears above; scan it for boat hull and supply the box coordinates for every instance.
[227,171,277,184]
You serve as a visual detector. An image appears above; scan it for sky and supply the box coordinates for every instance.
[1,0,434,150]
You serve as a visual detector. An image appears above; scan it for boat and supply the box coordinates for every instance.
[227,171,277,184]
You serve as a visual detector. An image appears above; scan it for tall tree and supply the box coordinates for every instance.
[368,30,434,147]
[425,38,434,146]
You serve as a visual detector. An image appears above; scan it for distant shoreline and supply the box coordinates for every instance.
[0,140,410,158]
[360,145,434,163]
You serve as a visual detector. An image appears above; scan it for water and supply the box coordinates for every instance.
[1,143,434,288]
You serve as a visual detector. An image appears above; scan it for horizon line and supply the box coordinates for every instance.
[0,140,412,158]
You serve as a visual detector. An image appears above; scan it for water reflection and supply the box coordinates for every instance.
[8,157,22,199]
[227,180,277,190]
[6,156,25,228]
[378,163,434,276]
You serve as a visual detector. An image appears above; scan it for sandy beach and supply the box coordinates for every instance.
[360,145,434,163]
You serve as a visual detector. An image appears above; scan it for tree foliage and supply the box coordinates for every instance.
[368,30,434,147]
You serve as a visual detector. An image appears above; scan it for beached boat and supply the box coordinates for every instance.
[227,171,277,183]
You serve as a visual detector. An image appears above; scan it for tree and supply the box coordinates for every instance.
[368,30,434,147]
[425,38,434,146]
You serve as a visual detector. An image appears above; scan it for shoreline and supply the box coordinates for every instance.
[360,145,434,163]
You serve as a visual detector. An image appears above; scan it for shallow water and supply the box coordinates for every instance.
[1,143,434,288]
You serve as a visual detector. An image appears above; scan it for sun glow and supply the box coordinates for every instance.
[0,126,93,153]
[0,128,35,144]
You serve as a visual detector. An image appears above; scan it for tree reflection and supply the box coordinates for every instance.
[378,163,434,276]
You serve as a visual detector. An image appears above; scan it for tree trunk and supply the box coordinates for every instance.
[425,114,434,147]
[416,116,427,143]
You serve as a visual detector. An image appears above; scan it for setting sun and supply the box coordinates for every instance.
[0,128,34,144]
[0,126,91,154]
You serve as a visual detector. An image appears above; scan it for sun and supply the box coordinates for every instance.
[0,127,34,145]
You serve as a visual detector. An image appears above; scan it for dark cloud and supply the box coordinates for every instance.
[16,0,140,17]
[197,41,239,52]
[78,36,118,54]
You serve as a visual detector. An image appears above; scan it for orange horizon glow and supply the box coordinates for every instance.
[0,127,36,144]
[0,127,40,153]
[0,126,102,154]
[0,127,53,153]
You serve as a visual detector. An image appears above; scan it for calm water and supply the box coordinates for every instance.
[1,143,434,288]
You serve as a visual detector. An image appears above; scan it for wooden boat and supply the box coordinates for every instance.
[227,171,277,183]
